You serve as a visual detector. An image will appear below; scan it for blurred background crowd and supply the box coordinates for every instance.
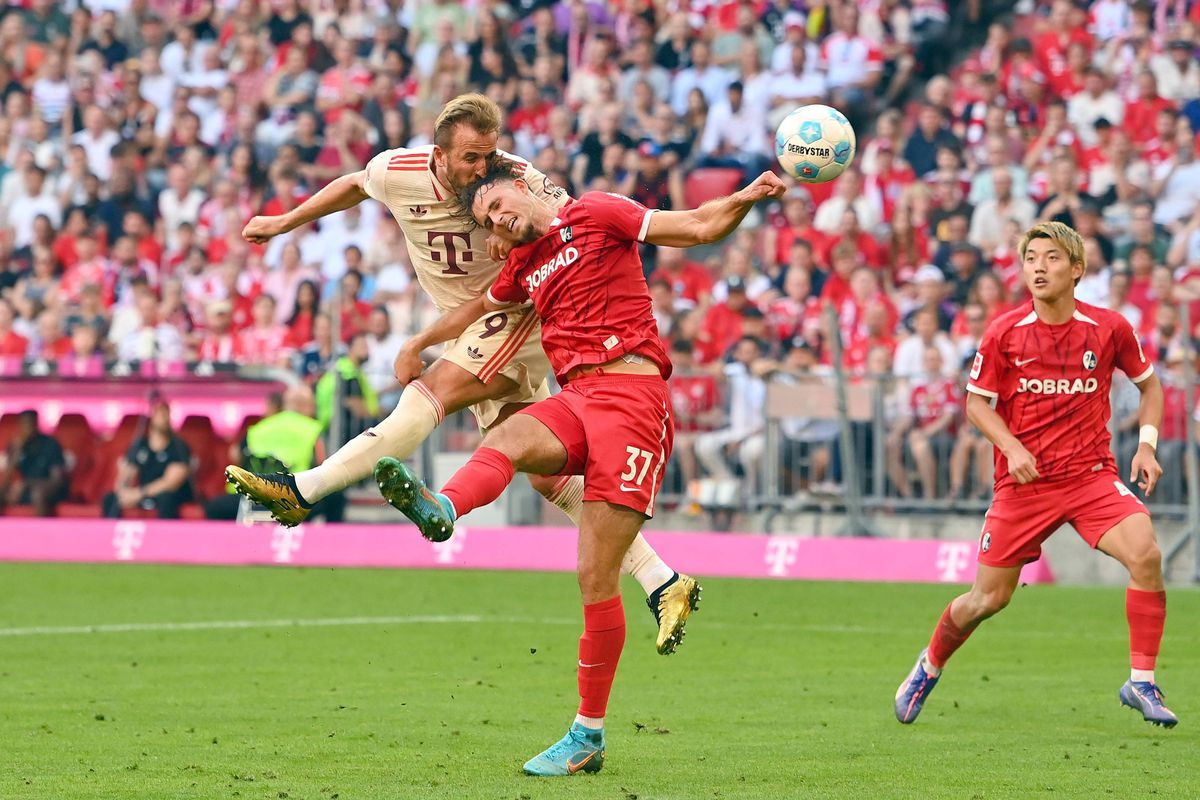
[3,0,1200,523]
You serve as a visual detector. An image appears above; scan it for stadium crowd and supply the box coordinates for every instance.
[2,0,1200,520]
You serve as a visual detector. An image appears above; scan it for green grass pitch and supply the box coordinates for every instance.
[2,563,1197,799]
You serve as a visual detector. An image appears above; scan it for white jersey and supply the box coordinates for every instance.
[362,146,568,313]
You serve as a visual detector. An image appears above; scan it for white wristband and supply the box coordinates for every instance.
[1139,425,1159,450]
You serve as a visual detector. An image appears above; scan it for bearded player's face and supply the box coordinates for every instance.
[1022,237,1083,302]
[437,125,498,191]
[472,180,538,244]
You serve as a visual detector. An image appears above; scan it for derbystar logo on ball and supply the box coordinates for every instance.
[775,104,857,184]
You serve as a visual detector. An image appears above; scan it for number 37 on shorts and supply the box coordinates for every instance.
[620,446,655,490]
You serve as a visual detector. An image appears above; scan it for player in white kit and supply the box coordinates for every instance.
[225,95,699,654]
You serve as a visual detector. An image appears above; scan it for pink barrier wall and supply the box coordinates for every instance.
[0,379,282,436]
[0,520,1054,584]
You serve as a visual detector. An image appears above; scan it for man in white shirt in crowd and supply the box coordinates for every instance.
[670,39,733,116]
[699,81,772,180]
[8,166,61,249]
[766,39,827,130]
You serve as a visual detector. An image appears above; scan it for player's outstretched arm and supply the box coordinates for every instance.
[1129,372,1165,495]
[643,171,787,248]
[243,171,370,244]
[965,392,1040,484]
[392,295,512,384]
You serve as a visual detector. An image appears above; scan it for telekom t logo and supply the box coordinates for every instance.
[431,530,467,565]
[764,537,800,577]
[271,526,304,563]
[112,521,146,560]
[935,542,972,582]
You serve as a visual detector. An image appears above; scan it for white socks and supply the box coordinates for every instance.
[622,534,676,595]
[574,713,604,730]
[294,381,443,503]
[1131,669,1155,683]
[922,654,942,677]
[544,475,676,596]
[545,475,584,524]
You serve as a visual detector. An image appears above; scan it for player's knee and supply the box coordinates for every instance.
[526,472,560,498]
[967,587,1012,619]
[1127,539,1163,581]
[576,565,617,602]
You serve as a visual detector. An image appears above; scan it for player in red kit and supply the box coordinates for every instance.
[895,221,1178,727]
[375,160,786,775]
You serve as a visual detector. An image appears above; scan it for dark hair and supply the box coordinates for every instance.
[287,279,319,327]
[455,157,524,227]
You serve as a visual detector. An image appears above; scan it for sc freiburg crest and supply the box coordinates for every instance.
[1082,350,1097,370]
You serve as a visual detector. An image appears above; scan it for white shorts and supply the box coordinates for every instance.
[440,305,552,430]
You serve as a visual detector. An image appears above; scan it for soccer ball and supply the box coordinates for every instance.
[774,105,857,183]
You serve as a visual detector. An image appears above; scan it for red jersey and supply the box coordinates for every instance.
[967,301,1154,491]
[236,325,291,366]
[488,192,671,383]
[910,378,960,429]
[669,372,719,433]
[649,261,714,305]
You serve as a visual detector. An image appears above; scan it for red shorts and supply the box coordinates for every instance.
[519,374,674,517]
[978,467,1149,567]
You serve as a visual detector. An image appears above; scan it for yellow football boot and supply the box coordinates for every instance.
[647,573,702,655]
[224,466,312,527]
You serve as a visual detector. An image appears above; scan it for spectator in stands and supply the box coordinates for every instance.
[895,304,959,380]
[650,245,714,310]
[904,105,959,179]
[59,323,104,377]
[0,410,66,517]
[315,331,378,438]
[1115,200,1171,268]
[670,39,731,116]
[1068,66,1125,146]
[102,399,193,519]
[886,346,959,500]
[968,168,1036,257]
[237,294,291,368]
[766,37,826,129]
[9,166,61,250]
[694,335,769,529]
[667,339,722,501]
[206,386,345,522]
[696,276,752,364]
[698,80,772,182]
[0,298,29,360]
[813,169,881,236]
[114,283,185,364]
[363,305,402,401]
[1150,125,1200,230]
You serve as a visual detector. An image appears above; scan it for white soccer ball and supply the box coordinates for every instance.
[774,104,857,184]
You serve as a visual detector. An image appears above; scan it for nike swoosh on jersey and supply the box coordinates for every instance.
[1015,357,1038,366]
[619,485,640,492]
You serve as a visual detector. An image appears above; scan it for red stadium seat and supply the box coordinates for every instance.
[178,416,232,500]
[53,414,98,502]
[0,413,21,453]
[684,168,743,209]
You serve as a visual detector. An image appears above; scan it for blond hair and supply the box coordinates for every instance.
[1018,220,1087,284]
[433,93,502,149]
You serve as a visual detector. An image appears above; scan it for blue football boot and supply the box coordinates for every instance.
[374,457,455,542]
[895,648,940,724]
[1120,680,1179,727]
[523,723,605,776]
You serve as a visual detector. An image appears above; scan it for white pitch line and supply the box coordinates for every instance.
[0,614,578,638]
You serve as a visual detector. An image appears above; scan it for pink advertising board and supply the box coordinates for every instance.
[0,520,1054,584]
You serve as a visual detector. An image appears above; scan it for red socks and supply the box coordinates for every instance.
[577,595,626,719]
[927,602,974,670]
[1126,588,1167,671]
[440,447,514,518]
